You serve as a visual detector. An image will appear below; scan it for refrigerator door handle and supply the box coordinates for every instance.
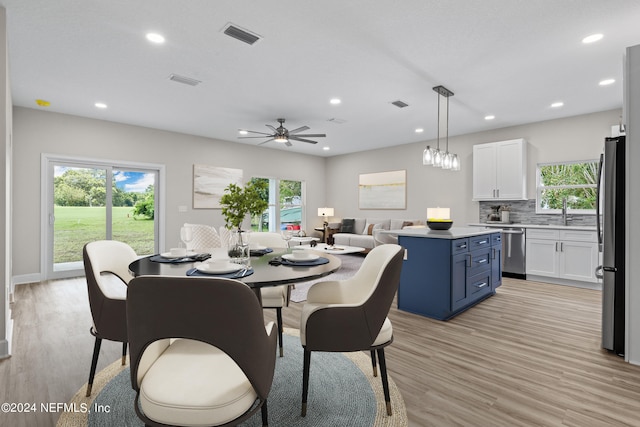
[596,153,604,252]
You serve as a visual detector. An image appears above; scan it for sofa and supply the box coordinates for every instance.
[330,217,424,251]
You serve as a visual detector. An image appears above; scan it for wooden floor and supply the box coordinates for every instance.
[2,277,640,427]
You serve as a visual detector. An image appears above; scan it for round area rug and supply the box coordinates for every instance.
[57,329,407,427]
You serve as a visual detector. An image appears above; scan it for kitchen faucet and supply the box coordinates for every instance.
[562,198,572,226]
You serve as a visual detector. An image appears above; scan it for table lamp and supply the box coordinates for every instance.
[427,207,453,230]
[318,207,334,227]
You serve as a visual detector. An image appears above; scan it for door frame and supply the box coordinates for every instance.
[40,153,166,280]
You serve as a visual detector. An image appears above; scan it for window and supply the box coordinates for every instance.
[249,177,305,232]
[536,160,598,214]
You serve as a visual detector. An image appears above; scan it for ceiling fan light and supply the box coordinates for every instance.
[274,135,288,143]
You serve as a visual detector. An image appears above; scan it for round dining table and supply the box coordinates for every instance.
[128,248,342,302]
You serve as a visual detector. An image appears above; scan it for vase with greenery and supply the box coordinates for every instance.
[219,181,268,258]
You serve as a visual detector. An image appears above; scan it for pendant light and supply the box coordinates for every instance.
[424,85,459,171]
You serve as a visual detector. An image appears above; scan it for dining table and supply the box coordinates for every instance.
[128,248,342,302]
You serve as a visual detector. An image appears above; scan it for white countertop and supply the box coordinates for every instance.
[467,222,597,232]
[383,226,497,240]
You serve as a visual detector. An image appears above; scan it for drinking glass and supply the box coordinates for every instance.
[180,226,193,250]
[281,230,292,247]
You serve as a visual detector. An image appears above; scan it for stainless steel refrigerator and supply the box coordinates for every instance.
[596,136,625,355]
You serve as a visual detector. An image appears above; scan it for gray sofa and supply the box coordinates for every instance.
[331,217,424,251]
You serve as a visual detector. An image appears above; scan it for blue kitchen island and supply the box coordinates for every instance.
[385,227,502,320]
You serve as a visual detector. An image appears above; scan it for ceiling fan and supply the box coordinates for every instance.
[238,118,326,147]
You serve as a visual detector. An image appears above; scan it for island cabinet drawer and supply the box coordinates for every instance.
[468,248,492,277]
[451,238,469,255]
[526,228,560,240]
[468,272,492,298]
[470,235,492,250]
[559,230,597,242]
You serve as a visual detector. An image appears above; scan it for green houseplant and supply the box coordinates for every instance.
[220,181,268,255]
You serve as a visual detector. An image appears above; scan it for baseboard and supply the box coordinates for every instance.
[12,273,42,286]
[526,274,602,290]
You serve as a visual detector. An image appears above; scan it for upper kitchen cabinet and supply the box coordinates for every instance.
[473,138,527,201]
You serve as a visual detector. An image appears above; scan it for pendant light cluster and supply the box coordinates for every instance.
[423,85,460,171]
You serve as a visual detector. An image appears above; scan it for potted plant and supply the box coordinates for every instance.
[220,181,268,256]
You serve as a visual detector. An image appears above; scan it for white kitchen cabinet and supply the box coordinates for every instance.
[473,138,527,201]
[526,229,599,284]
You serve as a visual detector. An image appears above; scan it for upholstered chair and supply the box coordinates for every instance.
[184,223,221,252]
[127,276,277,427]
[300,244,404,416]
[250,232,292,357]
[373,229,399,247]
[82,240,138,396]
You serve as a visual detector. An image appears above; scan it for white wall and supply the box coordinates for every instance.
[325,109,621,224]
[625,44,640,364]
[12,107,327,279]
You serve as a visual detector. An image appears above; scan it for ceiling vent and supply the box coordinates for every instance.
[327,118,347,124]
[222,23,261,45]
[168,74,202,86]
[391,100,409,108]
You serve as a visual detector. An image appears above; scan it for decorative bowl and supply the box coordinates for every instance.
[427,220,453,230]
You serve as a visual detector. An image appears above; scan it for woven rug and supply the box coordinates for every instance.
[57,329,407,427]
[290,254,364,302]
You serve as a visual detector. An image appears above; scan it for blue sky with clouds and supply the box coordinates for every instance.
[54,166,154,193]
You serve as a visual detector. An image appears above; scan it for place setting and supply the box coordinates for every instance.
[269,248,329,267]
[186,258,254,279]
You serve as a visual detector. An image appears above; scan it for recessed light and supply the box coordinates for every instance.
[95,102,107,109]
[484,115,495,120]
[238,130,248,135]
[415,128,424,133]
[323,146,330,151]
[599,78,615,86]
[146,32,165,44]
[330,98,341,105]
[582,33,603,44]
[551,102,564,108]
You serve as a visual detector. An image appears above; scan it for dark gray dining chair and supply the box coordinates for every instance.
[127,275,277,427]
[299,244,404,417]
[82,240,137,396]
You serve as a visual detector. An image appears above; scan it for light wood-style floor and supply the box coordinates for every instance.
[2,276,640,427]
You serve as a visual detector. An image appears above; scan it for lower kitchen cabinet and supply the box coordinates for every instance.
[525,228,599,284]
[398,232,501,320]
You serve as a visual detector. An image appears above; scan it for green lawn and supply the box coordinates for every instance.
[54,206,155,263]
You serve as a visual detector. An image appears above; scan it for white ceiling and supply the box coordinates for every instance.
[3,0,640,156]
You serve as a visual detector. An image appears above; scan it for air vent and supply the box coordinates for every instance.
[327,118,347,124]
[222,23,261,45]
[168,74,202,86]
[391,100,409,108]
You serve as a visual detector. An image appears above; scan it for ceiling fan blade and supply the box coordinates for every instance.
[241,130,273,136]
[266,125,278,132]
[285,141,293,147]
[258,138,274,145]
[294,133,326,138]
[288,126,310,134]
[289,136,318,144]
[239,136,277,139]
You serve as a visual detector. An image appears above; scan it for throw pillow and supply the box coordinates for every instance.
[341,218,355,234]
[367,223,375,235]
[401,221,413,228]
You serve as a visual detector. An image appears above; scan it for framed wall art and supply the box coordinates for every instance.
[358,169,406,209]
[193,165,243,209]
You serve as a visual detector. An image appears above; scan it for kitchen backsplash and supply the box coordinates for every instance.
[478,200,596,227]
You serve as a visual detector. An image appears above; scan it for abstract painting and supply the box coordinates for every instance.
[193,165,243,209]
[359,170,406,209]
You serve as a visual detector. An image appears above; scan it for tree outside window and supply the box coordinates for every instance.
[536,160,598,213]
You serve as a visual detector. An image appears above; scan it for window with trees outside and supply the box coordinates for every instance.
[249,177,304,232]
[536,160,599,214]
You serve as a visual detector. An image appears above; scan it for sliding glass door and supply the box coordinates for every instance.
[43,156,162,279]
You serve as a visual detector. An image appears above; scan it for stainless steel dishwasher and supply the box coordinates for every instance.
[500,226,526,279]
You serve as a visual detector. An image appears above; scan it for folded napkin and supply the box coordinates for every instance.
[186,267,254,279]
[250,248,274,257]
[269,257,329,267]
[150,253,211,264]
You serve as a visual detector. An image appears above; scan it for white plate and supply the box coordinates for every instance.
[282,253,320,262]
[161,251,197,259]
[196,262,244,274]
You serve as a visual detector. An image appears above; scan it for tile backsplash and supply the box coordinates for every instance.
[478,200,596,227]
